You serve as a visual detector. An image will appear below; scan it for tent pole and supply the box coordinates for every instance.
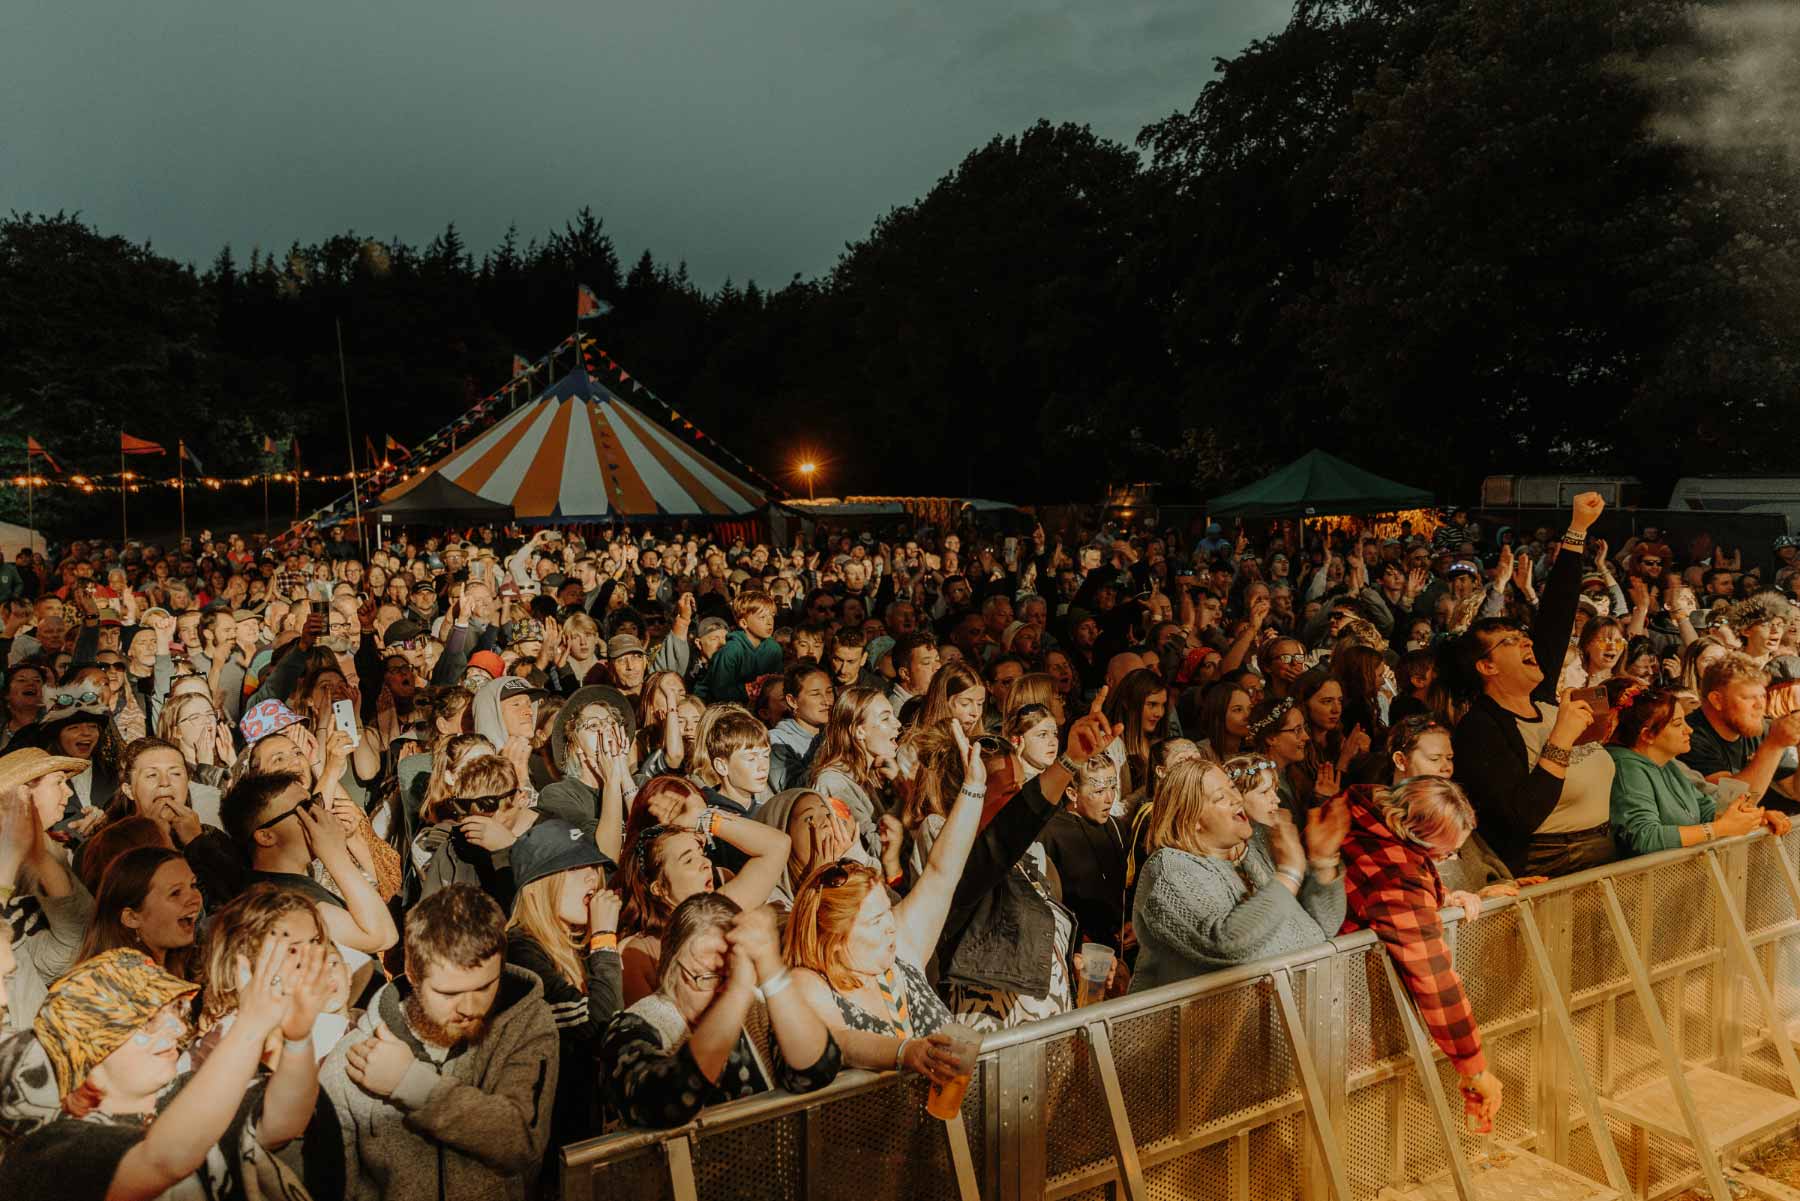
[336,319,368,562]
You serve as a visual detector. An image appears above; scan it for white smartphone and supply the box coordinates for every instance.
[331,699,358,743]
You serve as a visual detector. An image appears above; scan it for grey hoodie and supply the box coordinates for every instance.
[318,965,560,1201]
[471,677,534,753]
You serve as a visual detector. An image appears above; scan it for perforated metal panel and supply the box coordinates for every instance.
[561,839,1800,1201]
[1145,1140,1230,1201]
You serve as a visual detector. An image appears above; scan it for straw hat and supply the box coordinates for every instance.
[0,747,91,796]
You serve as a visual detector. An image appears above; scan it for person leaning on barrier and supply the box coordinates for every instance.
[1129,757,1347,994]
[1607,686,1790,857]
[1679,651,1800,816]
[601,893,841,1129]
[780,720,991,1083]
[1451,493,1617,878]
[1338,776,1501,1125]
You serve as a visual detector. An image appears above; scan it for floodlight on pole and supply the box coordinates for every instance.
[799,461,816,500]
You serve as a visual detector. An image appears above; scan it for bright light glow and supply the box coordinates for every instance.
[799,462,816,475]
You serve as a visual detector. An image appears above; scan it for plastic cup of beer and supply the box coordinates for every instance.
[926,1024,983,1120]
[1077,942,1114,1008]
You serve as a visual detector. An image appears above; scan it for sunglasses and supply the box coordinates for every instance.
[454,789,516,816]
[815,858,864,890]
[390,638,424,651]
[1013,703,1051,721]
[255,796,321,832]
[51,689,101,708]
[1272,653,1307,665]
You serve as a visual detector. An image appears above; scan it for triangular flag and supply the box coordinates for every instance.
[386,434,410,460]
[121,433,165,455]
[576,284,611,321]
[180,440,204,472]
[26,437,60,473]
[261,434,277,455]
[512,354,530,377]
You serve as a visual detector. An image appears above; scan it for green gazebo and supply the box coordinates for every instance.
[1207,449,1433,519]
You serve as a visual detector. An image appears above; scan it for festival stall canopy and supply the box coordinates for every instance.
[380,367,765,521]
[1206,450,1433,519]
[368,470,515,525]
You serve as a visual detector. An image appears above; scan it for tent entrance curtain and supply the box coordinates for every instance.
[1207,449,1433,520]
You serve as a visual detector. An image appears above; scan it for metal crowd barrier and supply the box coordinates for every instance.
[561,830,1800,1201]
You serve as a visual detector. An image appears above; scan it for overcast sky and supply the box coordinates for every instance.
[3,0,1290,289]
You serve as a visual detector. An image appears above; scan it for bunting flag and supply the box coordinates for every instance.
[512,354,531,377]
[179,440,204,473]
[385,434,410,460]
[261,435,278,455]
[121,433,165,456]
[364,434,379,466]
[576,284,611,321]
[27,437,60,473]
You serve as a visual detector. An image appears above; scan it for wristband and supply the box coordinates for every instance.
[1703,821,1715,843]
[1057,752,1082,776]
[957,784,986,801]
[895,1037,912,1070]
[694,808,716,847]
[588,931,618,952]
[1308,856,1341,872]
[1538,742,1572,768]
[283,1035,314,1055]
[1276,866,1305,888]
[761,967,794,1001]
[1561,528,1587,545]
[886,870,904,888]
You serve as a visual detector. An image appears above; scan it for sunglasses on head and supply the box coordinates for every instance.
[1013,702,1051,721]
[51,689,101,708]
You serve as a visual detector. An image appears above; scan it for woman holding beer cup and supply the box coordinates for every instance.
[783,694,1120,1102]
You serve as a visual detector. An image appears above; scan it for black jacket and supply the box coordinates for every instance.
[1450,543,1582,874]
[937,774,1071,997]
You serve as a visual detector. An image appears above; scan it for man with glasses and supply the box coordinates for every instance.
[1451,493,1616,878]
[219,772,398,955]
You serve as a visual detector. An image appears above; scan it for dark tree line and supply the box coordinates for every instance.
[1,0,1793,534]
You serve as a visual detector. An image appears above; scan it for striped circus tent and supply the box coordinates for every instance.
[379,367,765,520]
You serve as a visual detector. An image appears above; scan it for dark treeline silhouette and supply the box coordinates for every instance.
[2,0,1795,534]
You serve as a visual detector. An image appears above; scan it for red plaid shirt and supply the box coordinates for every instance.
[1338,786,1486,1075]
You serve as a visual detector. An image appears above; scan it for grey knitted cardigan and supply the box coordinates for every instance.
[1129,829,1345,993]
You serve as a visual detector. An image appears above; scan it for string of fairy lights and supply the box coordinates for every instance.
[1,468,377,495]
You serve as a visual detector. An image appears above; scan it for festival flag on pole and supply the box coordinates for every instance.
[180,440,204,473]
[385,434,410,460]
[576,284,611,321]
[121,433,165,456]
[512,354,530,377]
[26,437,60,473]
[261,435,278,454]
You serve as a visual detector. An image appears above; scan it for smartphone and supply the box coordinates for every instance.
[331,699,359,742]
[1568,685,1611,713]
[973,734,1007,756]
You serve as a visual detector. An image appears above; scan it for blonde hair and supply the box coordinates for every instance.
[1146,758,1237,855]
[155,691,215,747]
[507,873,587,993]
[419,733,495,824]
[1373,777,1475,847]
[200,884,324,1029]
[1003,673,1057,720]
[563,611,600,640]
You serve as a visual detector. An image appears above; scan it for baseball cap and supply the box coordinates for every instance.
[510,818,614,890]
[466,650,507,680]
[606,633,645,660]
[384,618,426,645]
[696,616,729,638]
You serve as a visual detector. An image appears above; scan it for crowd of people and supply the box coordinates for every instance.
[0,492,1797,1198]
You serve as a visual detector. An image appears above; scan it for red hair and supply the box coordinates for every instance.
[784,861,882,992]
[62,1080,103,1117]
[624,776,704,852]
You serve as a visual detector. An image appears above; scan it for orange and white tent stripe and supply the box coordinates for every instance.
[386,369,764,519]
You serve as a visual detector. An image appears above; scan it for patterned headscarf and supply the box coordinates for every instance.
[33,949,198,1098]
